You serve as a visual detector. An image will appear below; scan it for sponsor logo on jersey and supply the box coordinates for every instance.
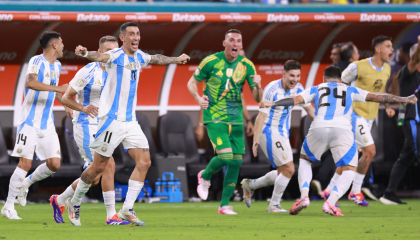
[77,79,85,87]
[45,72,49,78]
[172,13,205,22]
[373,79,383,92]
[226,68,233,77]
[94,79,101,85]
[267,14,299,22]
[17,146,22,154]
[101,144,108,152]
[77,13,110,22]
[228,182,236,187]
[125,64,131,70]
[51,70,56,79]
[360,13,392,22]
[216,70,223,77]
[0,14,13,21]
[217,137,223,146]
[31,66,37,73]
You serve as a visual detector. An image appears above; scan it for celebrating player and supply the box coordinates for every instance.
[241,60,315,213]
[49,36,129,225]
[67,22,190,226]
[323,36,394,206]
[260,65,416,216]
[1,31,68,219]
[187,29,263,215]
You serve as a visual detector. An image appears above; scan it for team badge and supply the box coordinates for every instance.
[216,137,223,146]
[363,137,369,143]
[130,62,135,70]
[282,152,288,160]
[77,79,85,87]
[101,144,108,152]
[56,150,60,155]
[195,68,200,76]
[17,146,22,154]
[373,79,383,92]
[51,70,55,79]
[31,66,37,73]
[226,68,233,77]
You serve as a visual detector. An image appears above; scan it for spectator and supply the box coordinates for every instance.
[387,42,414,96]
[330,43,342,65]
[336,41,359,72]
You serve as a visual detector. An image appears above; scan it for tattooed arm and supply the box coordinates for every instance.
[366,93,417,104]
[149,53,190,65]
[74,45,110,63]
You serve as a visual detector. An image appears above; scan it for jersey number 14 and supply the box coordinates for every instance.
[318,87,346,108]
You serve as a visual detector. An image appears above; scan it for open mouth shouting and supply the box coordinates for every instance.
[131,41,138,50]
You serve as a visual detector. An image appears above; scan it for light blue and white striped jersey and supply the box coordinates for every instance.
[100,47,151,122]
[260,79,309,138]
[69,62,108,125]
[299,82,369,131]
[18,54,61,130]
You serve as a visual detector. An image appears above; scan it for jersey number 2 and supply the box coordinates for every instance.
[318,88,347,108]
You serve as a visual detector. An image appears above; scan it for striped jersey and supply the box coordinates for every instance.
[299,82,369,131]
[101,47,151,121]
[69,62,108,125]
[18,54,61,130]
[259,79,309,138]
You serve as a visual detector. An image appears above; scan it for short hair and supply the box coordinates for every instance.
[120,22,138,34]
[332,43,343,49]
[324,65,342,80]
[401,42,414,54]
[371,35,392,53]
[99,35,118,47]
[39,31,61,50]
[340,42,355,62]
[410,44,418,58]
[284,60,301,72]
[225,29,241,37]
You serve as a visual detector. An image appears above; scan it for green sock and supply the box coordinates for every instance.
[201,153,232,180]
[220,155,243,207]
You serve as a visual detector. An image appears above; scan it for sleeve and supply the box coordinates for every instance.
[341,63,358,84]
[298,86,317,104]
[137,50,151,67]
[259,83,274,115]
[296,85,311,108]
[103,48,120,68]
[245,60,257,90]
[351,87,369,103]
[69,68,90,94]
[26,56,42,76]
[193,56,213,83]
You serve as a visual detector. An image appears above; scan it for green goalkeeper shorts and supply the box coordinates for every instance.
[206,123,245,155]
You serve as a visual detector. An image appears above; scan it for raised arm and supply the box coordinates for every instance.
[26,74,68,93]
[75,45,110,63]
[365,93,417,104]
[408,36,420,73]
[250,75,263,102]
[149,54,190,65]
[259,95,305,108]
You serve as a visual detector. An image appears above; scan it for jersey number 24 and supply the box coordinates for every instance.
[318,87,346,108]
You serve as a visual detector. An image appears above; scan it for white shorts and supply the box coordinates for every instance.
[73,122,96,168]
[11,123,61,160]
[300,127,358,167]
[352,112,374,150]
[90,116,149,157]
[259,132,293,168]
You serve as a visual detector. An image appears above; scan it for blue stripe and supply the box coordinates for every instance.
[324,85,337,120]
[18,123,24,133]
[24,64,45,126]
[314,87,320,116]
[107,55,125,119]
[286,113,290,138]
[40,91,55,129]
[126,57,137,121]
[82,122,93,162]
[415,103,419,122]
[263,94,278,133]
[351,111,359,134]
[410,120,417,155]
[95,117,114,140]
[302,137,320,161]
[265,132,276,168]
[344,87,359,115]
[77,78,94,123]
[278,91,290,137]
[336,140,357,167]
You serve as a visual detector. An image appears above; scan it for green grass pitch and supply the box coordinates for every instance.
[1,200,419,240]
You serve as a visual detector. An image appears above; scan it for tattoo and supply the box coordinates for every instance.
[366,93,406,103]
[357,155,370,173]
[87,52,100,61]
[100,155,110,160]
[81,172,96,184]
[143,148,149,152]
[26,73,37,85]
[149,54,177,65]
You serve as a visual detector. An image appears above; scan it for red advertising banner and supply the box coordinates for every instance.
[0,11,420,23]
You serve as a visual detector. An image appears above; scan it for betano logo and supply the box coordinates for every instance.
[0,52,17,61]
[77,14,110,22]
[257,50,304,60]
[0,14,13,21]
[267,14,299,22]
[172,13,205,22]
[360,13,392,22]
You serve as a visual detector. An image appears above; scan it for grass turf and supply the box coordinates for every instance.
[1,200,419,240]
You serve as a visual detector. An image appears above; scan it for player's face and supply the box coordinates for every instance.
[54,37,64,58]
[223,33,243,60]
[330,48,340,64]
[352,45,360,62]
[121,26,140,53]
[283,69,301,89]
[378,40,394,63]
[99,41,119,54]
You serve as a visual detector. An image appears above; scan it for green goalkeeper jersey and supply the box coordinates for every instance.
[193,51,257,125]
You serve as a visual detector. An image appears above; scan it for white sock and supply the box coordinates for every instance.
[351,172,365,194]
[103,191,117,219]
[5,167,28,210]
[327,170,356,205]
[325,172,341,193]
[269,174,290,206]
[22,163,54,189]
[298,159,312,199]
[250,170,277,189]
[70,179,91,206]
[122,180,143,211]
[57,184,75,207]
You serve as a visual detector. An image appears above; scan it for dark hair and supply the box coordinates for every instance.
[225,29,241,37]
[99,35,118,47]
[371,35,392,53]
[120,22,138,34]
[39,31,61,50]
[332,43,343,49]
[340,42,355,62]
[284,60,301,72]
[401,42,415,54]
[324,65,342,80]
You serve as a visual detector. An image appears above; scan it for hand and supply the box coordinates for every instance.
[246,121,254,137]
[385,107,395,118]
[195,125,205,142]
[82,104,99,118]
[57,84,69,93]
[250,75,262,89]
[199,95,209,110]
[75,45,87,57]
[406,95,418,105]
[252,141,259,157]
[259,100,273,108]
[65,107,73,118]
[176,54,190,64]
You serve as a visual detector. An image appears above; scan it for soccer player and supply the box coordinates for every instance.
[187,29,263,215]
[67,22,190,226]
[241,60,315,213]
[49,36,129,225]
[1,31,68,219]
[323,35,395,206]
[260,65,416,216]
[330,43,343,65]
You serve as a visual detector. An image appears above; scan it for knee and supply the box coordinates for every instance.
[18,159,32,172]
[228,159,242,168]
[106,158,116,172]
[136,157,151,170]
[46,159,61,172]
[286,166,295,177]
